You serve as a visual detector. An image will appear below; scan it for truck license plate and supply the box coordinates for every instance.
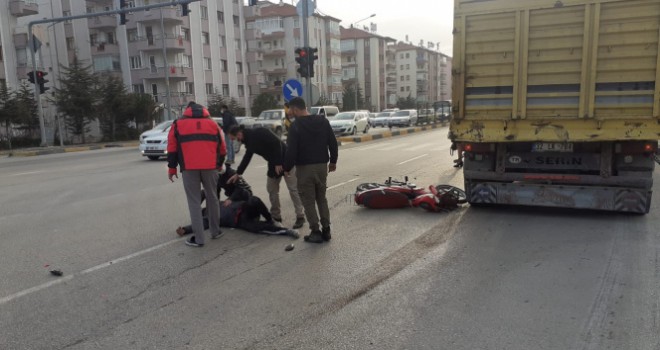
[533,142,573,152]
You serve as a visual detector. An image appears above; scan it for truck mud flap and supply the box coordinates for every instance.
[466,181,651,214]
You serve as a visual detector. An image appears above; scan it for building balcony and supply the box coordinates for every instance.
[416,56,428,64]
[129,35,190,52]
[130,7,183,24]
[91,43,120,55]
[88,15,117,30]
[263,49,286,57]
[245,28,262,41]
[10,1,38,17]
[131,65,193,81]
[262,31,285,40]
[247,51,263,62]
[262,67,287,75]
[386,76,396,83]
[13,33,28,48]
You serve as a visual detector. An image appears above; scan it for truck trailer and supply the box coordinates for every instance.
[450,0,660,213]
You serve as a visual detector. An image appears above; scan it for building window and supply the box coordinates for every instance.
[217,11,224,22]
[132,84,145,93]
[406,75,410,81]
[400,65,404,70]
[130,56,142,69]
[406,53,410,58]
[233,0,238,3]
[200,5,208,19]
[66,38,75,50]
[221,60,228,72]
[181,28,190,41]
[400,87,404,92]
[233,16,239,26]
[63,11,72,23]
[182,55,192,68]
[0,46,3,61]
[204,57,212,70]
[400,53,404,59]
[185,82,195,95]
[222,84,230,96]
[127,29,138,42]
[106,32,115,44]
[206,83,214,95]
[400,75,404,81]
[406,86,410,91]
[406,64,410,69]
[219,35,226,47]
[236,62,243,73]
[90,34,98,45]
[238,85,244,97]
[202,32,210,45]
[235,39,241,50]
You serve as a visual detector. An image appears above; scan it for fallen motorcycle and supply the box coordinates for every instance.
[354,177,467,212]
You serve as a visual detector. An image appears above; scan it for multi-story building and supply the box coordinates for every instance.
[340,26,397,111]
[395,42,452,105]
[0,1,40,90]
[245,0,342,106]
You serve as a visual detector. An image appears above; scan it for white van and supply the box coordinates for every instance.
[310,106,340,118]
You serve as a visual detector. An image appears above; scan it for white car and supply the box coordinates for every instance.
[330,111,370,136]
[372,112,393,128]
[388,110,418,128]
[139,122,172,160]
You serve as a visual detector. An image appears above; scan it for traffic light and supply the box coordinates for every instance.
[119,0,128,25]
[36,71,49,94]
[27,71,35,84]
[295,47,309,78]
[308,47,318,78]
[181,2,190,16]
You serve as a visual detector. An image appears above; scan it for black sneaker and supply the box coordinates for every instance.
[185,236,204,247]
[273,217,283,223]
[293,217,306,229]
[303,230,324,243]
[211,230,225,240]
[321,227,332,241]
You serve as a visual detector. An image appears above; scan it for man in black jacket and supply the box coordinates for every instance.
[221,105,238,166]
[284,97,338,243]
[227,125,306,229]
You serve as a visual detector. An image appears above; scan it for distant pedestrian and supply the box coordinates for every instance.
[227,125,306,229]
[167,103,227,247]
[283,97,338,243]
[221,105,238,166]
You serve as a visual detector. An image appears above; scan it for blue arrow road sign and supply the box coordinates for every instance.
[283,79,303,102]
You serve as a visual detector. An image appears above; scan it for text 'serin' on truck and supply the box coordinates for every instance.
[449,0,660,213]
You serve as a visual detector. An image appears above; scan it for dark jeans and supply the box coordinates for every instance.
[182,196,283,234]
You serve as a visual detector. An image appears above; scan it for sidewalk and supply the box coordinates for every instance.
[1,141,140,158]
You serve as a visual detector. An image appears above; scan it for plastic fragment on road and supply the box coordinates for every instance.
[49,270,63,277]
[285,244,295,251]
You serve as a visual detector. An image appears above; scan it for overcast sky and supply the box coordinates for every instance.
[315,0,454,55]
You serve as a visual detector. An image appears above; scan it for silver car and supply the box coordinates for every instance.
[372,112,393,128]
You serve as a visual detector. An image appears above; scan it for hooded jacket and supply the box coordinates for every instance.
[167,104,227,171]
[284,114,338,172]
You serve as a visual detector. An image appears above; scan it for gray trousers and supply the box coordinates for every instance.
[296,164,330,231]
[266,167,305,220]
[182,170,220,245]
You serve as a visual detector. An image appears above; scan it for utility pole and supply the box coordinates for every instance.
[301,0,312,107]
[160,7,172,120]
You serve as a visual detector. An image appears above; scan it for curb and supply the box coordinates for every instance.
[337,123,444,144]
[3,142,140,158]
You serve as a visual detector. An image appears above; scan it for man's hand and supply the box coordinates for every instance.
[284,171,290,177]
[168,168,178,182]
[275,165,284,175]
[223,199,232,207]
[227,174,240,184]
[328,163,337,173]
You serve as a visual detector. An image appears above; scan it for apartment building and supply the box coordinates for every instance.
[245,0,342,105]
[395,42,452,105]
[0,1,40,90]
[340,26,397,111]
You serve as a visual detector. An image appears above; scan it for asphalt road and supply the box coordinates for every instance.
[1,127,658,350]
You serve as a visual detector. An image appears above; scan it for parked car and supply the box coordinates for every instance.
[369,113,378,126]
[388,110,418,128]
[139,124,171,160]
[211,117,243,154]
[417,108,435,125]
[310,105,340,119]
[330,111,370,136]
[372,112,393,128]
[251,109,286,138]
[381,108,399,113]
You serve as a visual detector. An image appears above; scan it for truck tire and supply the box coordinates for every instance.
[147,156,159,161]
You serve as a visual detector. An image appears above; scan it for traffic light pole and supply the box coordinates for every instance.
[301,0,312,107]
[27,0,200,147]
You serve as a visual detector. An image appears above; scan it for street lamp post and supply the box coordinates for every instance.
[352,14,375,111]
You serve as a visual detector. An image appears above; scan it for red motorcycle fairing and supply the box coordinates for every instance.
[355,190,411,209]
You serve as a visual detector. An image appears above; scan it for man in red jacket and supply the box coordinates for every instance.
[167,103,227,247]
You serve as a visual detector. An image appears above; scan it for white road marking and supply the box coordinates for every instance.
[8,171,44,177]
[397,154,429,165]
[327,178,359,191]
[0,237,186,307]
